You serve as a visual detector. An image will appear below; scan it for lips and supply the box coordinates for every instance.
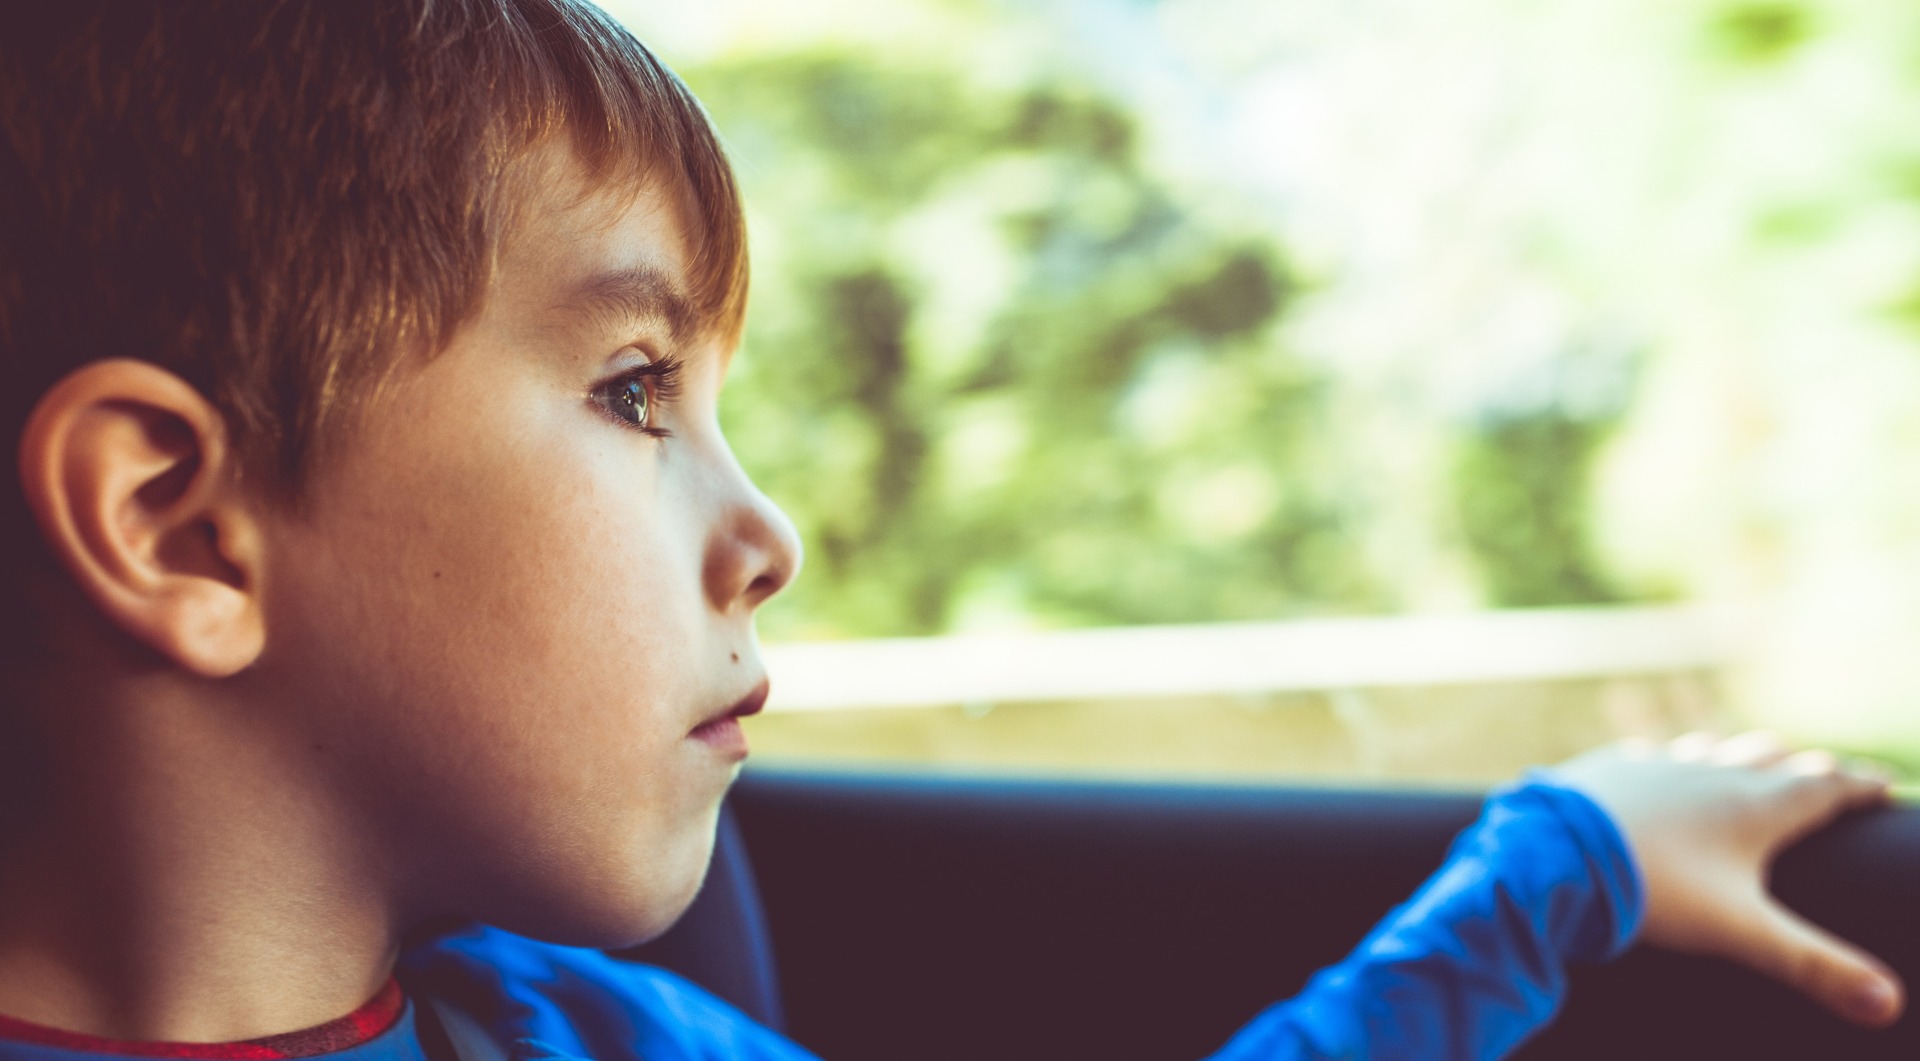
[691,677,769,736]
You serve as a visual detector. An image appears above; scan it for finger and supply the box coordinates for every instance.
[1713,731,1791,768]
[1767,770,1895,850]
[1792,762,1892,811]
[1783,748,1839,777]
[1738,899,1905,1028]
[1846,757,1900,788]
[1779,748,1898,814]
[1670,731,1719,762]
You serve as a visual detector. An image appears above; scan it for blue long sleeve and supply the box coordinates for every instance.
[1203,776,1643,1061]
[396,776,1641,1061]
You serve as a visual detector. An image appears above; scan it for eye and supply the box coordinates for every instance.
[609,376,650,428]
[591,355,684,438]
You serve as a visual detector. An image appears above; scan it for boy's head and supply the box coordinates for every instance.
[0,1,799,947]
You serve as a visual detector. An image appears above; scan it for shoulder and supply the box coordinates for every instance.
[399,925,817,1061]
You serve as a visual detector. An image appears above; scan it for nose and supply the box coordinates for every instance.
[703,459,803,615]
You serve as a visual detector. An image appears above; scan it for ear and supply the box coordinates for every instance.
[17,358,266,677]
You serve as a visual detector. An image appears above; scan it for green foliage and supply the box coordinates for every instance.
[689,52,1379,637]
[1452,411,1624,609]
[1708,3,1815,64]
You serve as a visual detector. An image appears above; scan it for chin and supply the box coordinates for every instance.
[486,814,721,950]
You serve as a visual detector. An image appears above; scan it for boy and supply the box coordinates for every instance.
[0,2,1902,1058]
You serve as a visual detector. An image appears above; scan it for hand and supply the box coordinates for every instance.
[1549,732,1903,1028]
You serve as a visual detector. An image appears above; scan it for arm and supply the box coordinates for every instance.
[1204,735,1902,1061]
[1202,777,1636,1061]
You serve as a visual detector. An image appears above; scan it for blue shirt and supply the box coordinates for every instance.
[0,777,1641,1061]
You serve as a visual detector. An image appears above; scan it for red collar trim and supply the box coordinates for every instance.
[0,980,405,1059]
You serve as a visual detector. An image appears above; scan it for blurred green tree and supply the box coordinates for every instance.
[689,52,1383,637]
[1452,410,1625,609]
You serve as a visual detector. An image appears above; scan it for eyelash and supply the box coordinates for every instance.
[590,354,685,438]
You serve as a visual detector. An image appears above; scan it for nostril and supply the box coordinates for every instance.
[745,569,785,605]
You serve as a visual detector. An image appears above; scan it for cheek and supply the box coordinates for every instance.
[258,377,719,924]
[420,448,690,717]
[329,421,694,741]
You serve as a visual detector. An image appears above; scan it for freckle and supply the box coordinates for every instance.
[433,570,443,579]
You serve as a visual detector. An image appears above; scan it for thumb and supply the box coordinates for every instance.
[1738,897,1905,1028]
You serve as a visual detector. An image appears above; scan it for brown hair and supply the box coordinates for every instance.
[0,0,746,644]
[0,0,746,488]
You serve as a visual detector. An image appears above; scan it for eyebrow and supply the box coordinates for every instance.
[561,266,699,347]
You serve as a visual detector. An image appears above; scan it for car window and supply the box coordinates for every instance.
[606,0,1920,785]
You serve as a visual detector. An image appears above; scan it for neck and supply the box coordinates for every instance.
[0,669,398,1042]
